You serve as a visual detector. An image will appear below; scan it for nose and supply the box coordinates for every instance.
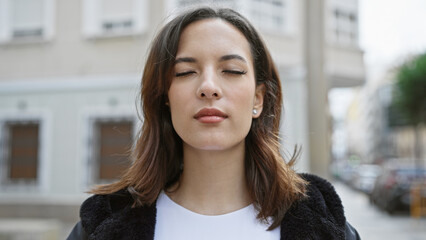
[196,71,222,99]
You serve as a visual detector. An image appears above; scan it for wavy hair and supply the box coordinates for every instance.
[92,7,307,230]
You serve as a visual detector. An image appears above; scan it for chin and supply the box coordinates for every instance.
[186,139,244,152]
[199,146,228,151]
[190,143,228,151]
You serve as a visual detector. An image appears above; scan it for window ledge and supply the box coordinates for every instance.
[0,37,51,47]
[0,183,40,193]
[85,30,144,40]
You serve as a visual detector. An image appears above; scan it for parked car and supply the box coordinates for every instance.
[352,164,382,194]
[370,166,426,214]
[330,161,357,184]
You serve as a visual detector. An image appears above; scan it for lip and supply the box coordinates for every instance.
[194,108,228,124]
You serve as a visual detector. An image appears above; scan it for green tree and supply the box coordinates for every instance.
[392,52,426,167]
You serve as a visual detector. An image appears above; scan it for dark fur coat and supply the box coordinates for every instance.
[67,173,360,240]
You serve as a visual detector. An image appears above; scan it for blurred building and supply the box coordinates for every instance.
[345,88,367,160]
[344,69,396,165]
[0,0,364,237]
[359,70,395,164]
[345,66,426,166]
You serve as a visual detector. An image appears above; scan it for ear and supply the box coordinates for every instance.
[253,84,265,118]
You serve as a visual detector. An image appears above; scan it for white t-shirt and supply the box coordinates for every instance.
[154,191,280,240]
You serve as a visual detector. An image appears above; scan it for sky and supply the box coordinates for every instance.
[359,0,426,77]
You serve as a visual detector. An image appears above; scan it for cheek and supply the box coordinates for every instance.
[228,83,256,110]
[168,84,190,127]
[168,82,184,110]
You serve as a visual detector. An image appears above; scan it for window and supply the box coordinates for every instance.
[12,0,44,38]
[82,0,148,38]
[329,3,358,46]
[101,0,134,33]
[1,121,40,184]
[167,0,290,34]
[0,0,55,43]
[250,0,287,32]
[91,119,133,183]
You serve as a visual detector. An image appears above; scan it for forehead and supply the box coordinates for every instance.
[177,18,252,60]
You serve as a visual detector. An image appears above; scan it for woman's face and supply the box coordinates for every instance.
[168,18,264,151]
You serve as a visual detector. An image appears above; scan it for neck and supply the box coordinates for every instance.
[167,142,251,215]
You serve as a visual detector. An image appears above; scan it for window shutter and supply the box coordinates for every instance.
[8,123,39,180]
[83,0,147,38]
[96,121,132,181]
[11,0,44,39]
[101,0,133,32]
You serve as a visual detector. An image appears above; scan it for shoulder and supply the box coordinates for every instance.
[299,173,346,224]
[79,190,156,240]
[280,173,347,239]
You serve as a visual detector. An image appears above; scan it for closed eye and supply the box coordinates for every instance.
[223,70,247,75]
[175,71,196,77]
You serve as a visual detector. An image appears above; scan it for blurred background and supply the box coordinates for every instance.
[0,0,425,239]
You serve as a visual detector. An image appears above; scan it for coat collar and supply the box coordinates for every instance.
[80,174,346,240]
[280,173,346,239]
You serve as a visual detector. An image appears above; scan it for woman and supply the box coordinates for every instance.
[68,7,360,240]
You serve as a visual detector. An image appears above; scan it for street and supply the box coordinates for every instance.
[334,181,426,240]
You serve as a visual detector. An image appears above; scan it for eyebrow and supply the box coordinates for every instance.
[219,54,247,63]
[174,54,247,64]
[174,57,196,64]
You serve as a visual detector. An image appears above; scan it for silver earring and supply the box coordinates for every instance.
[253,109,258,115]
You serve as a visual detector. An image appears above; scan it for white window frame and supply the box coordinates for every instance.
[79,106,139,190]
[0,109,52,193]
[0,0,55,44]
[82,0,149,38]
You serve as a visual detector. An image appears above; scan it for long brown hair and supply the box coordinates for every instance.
[92,7,307,230]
